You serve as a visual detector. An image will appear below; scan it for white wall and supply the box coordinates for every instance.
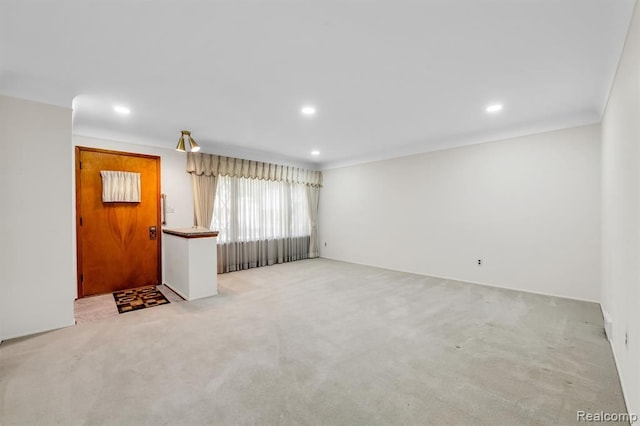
[72,135,194,286]
[0,95,75,341]
[319,124,601,302]
[601,1,640,417]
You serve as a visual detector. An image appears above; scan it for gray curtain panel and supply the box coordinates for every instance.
[217,236,310,273]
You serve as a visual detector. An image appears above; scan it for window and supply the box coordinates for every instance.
[212,175,310,244]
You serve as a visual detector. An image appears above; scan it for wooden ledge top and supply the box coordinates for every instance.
[162,228,219,239]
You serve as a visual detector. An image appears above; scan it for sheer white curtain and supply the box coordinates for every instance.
[213,175,311,272]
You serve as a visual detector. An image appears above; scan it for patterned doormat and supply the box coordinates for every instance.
[113,286,170,314]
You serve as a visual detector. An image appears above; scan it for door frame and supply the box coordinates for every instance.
[75,146,162,298]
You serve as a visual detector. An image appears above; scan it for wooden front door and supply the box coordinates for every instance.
[76,147,161,297]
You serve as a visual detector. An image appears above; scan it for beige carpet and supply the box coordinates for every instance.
[0,258,627,425]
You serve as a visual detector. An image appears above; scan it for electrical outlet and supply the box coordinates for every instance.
[625,331,629,347]
[477,259,482,266]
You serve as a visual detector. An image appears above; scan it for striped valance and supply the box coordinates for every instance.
[187,152,322,187]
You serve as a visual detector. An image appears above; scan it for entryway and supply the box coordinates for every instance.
[75,147,162,297]
[74,284,183,323]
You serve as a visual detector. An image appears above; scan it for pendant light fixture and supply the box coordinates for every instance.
[176,130,200,152]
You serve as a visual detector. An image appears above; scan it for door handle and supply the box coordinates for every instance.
[149,226,157,240]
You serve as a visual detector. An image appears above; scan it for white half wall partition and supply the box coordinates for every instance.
[0,95,75,341]
[319,124,601,302]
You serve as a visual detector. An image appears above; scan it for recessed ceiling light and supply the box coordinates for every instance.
[485,103,503,113]
[301,105,317,117]
[311,150,320,156]
[113,105,130,115]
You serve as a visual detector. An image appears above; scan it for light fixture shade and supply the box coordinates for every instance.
[176,135,186,152]
[188,136,200,152]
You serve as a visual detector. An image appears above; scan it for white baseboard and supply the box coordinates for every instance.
[0,319,76,343]
[163,282,188,301]
[601,305,635,424]
[318,256,599,304]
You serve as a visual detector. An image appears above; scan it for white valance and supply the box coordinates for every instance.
[100,171,141,202]
[187,152,322,187]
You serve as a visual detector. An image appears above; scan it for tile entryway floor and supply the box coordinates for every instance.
[74,284,184,324]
